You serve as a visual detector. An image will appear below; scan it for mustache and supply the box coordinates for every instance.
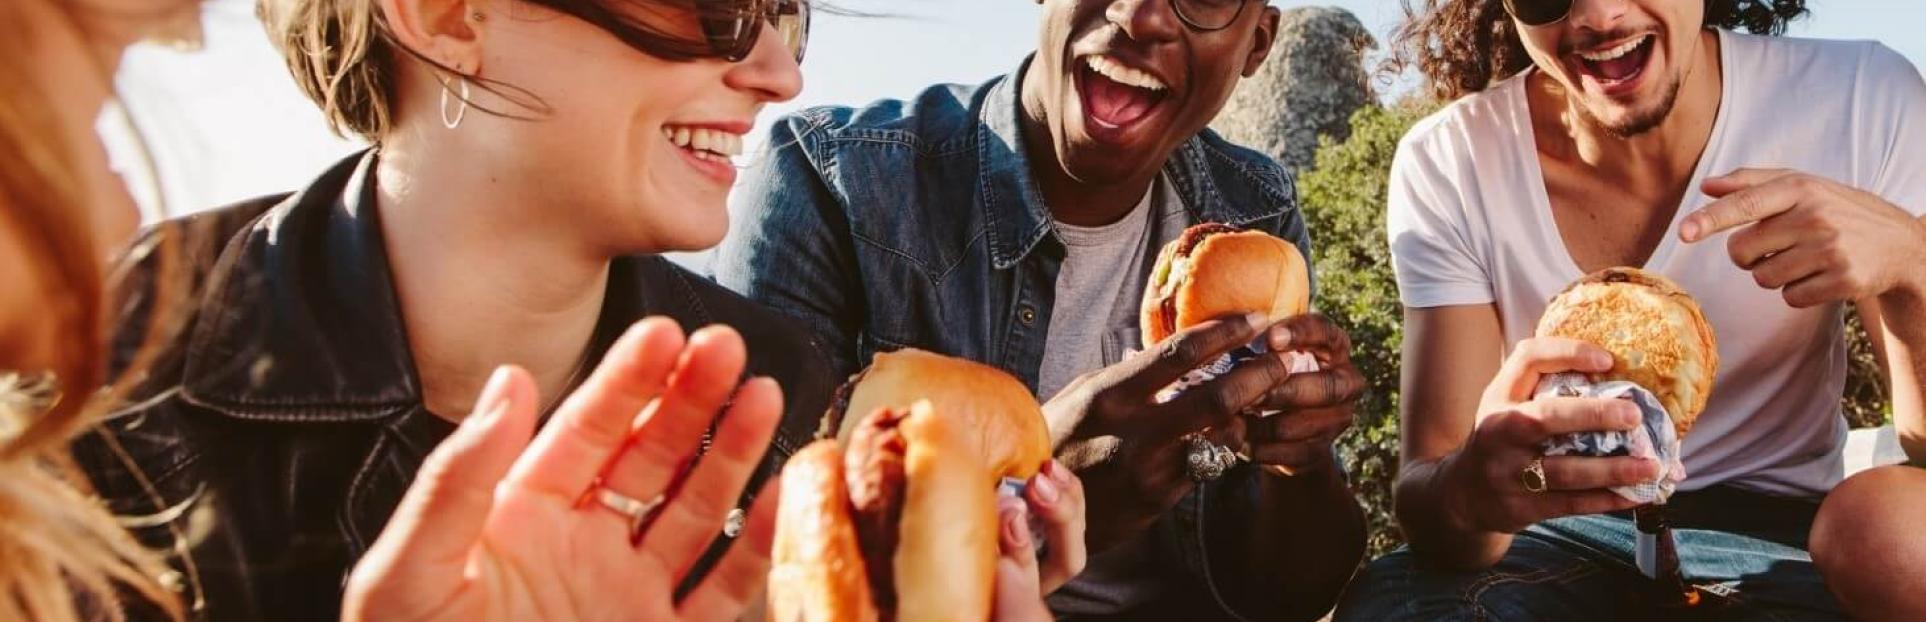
[1559,28,1654,55]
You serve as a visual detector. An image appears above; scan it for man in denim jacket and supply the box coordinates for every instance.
[716,1,1366,619]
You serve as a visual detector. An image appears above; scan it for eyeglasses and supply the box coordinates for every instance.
[701,0,810,63]
[1502,0,1573,27]
[1172,0,1251,32]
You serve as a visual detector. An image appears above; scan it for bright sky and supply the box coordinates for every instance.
[115,0,1926,214]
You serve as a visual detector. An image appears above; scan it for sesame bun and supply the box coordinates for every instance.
[1534,267,1719,436]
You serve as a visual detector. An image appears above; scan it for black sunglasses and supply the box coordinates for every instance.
[1173,0,1252,32]
[701,0,810,63]
[1503,0,1572,27]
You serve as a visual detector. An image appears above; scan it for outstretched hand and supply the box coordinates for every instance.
[1683,168,1926,307]
[341,318,784,622]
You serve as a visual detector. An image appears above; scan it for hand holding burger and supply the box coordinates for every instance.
[1439,268,1717,536]
[769,349,1085,622]
[1046,224,1363,548]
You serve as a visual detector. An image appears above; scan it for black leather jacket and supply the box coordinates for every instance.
[74,152,834,621]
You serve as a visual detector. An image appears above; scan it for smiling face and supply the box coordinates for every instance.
[1515,0,1706,137]
[457,0,801,254]
[1029,0,1276,186]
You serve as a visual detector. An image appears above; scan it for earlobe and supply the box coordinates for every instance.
[1241,7,1281,78]
[378,0,486,75]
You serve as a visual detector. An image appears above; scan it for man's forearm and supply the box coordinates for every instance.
[1394,457,1511,570]
[1876,270,1926,462]
[1205,462,1365,621]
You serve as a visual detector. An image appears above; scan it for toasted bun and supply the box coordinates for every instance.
[779,349,1052,621]
[1141,225,1311,348]
[768,441,879,622]
[1534,267,1719,436]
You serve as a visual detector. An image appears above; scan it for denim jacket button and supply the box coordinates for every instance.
[1018,306,1037,326]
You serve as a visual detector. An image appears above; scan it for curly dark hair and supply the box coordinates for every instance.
[1388,0,1808,102]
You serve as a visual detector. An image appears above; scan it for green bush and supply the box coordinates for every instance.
[1299,103,1430,556]
[1301,103,1894,557]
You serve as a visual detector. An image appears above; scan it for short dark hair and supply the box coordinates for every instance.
[1386,0,1809,102]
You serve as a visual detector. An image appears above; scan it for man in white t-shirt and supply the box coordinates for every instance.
[1332,0,1926,620]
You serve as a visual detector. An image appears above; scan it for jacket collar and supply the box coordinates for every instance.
[179,151,422,422]
[973,55,1296,270]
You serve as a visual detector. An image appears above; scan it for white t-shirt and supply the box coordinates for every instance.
[1387,31,1926,498]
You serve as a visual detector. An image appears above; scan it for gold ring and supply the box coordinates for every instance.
[1521,457,1549,493]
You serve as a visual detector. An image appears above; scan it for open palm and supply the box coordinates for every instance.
[342,318,783,621]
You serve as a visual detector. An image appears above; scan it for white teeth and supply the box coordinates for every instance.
[662,125,745,157]
[1085,55,1167,91]
[1580,36,1648,62]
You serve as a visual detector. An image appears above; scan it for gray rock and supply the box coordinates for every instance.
[1211,6,1376,173]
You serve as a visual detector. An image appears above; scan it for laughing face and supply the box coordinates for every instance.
[474,1,801,254]
[1027,0,1278,186]
[1515,0,1708,137]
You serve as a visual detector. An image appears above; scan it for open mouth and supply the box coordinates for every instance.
[663,124,745,184]
[1076,54,1170,135]
[1573,34,1655,91]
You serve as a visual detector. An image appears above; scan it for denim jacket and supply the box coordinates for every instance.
[714,58,1312,619]
[75,152,835,621]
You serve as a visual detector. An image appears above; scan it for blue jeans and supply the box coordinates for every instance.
[1335,486,1843,621]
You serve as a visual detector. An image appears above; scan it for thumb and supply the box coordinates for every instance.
[992,496,1052,621]
[351,366,538,596]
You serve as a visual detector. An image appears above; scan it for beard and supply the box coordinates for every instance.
[1578,72,1686,139]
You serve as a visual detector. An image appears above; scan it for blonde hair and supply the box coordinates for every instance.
[259,0,397,141]
[0,1,196,620]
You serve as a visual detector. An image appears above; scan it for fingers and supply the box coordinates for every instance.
[1699,167,1794,198]
[1746,244,1829,291]
[1481,398,1639,448]
[348,367,537,603]
[1119,313,1266,398]
[504,318,684,498]
[1726,215,1807,270]
[675,478,781,621]
[991,498,1055,622]
[1157,348,1286,441]
[1260,363,1365,411]
[1256,405,1354,443]
[591,325,749,507]
[638,376,783,582]
[1783,272,1848,308]
[1489,338,1614,404]
[1539,455,1662,491]
[1534,490,1644,519]
[1024,461,1087,594]
[1263,313,1353,365]
[1683,169,1802,242]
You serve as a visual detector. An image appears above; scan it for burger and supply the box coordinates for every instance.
[1140,223,1311,349]
[1534,267,1719,435]
[768,349,1053,622]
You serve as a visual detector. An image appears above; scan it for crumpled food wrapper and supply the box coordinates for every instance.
[1534,373,1687,504]
[1148,339,1321,413]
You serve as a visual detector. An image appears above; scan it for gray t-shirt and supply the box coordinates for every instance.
[1036,183,1157,402]
[1040,174,1194,614]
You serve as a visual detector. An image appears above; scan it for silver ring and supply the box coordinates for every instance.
[722,508,747,538]
[594,487,666,539]
[1185,434,1242,482]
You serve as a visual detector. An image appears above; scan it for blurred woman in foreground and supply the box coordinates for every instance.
[2,1,808,621]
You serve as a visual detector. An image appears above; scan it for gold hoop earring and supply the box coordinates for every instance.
[440,75,470,129]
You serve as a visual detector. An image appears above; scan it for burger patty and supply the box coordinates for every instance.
[1157,223,1244,336]
[1173,222,1241,257]
[844,407,909,616]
